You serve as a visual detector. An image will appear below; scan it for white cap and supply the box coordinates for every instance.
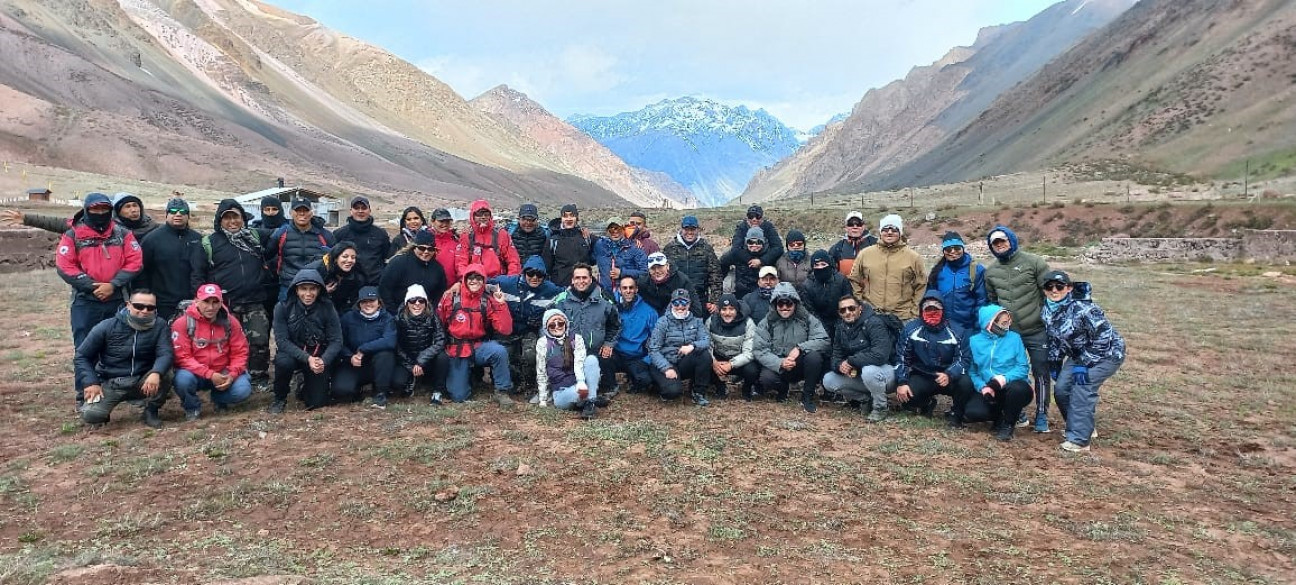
[845,211,864,224]
[758,266,778,278]
[879,214,903,234]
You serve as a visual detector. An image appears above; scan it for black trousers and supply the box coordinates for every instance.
[958,379,1034,425]
[906,372,974,411]
[714,359,760,394]
[611,350,654,393]
[757,350,826,403]
[273,352,331,409]
[392,354,450,396]
[332,350,397,402]
[650,351,713,399]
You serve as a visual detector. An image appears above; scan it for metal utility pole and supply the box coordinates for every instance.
[978,181,984,205]
[1244,159,1250,199]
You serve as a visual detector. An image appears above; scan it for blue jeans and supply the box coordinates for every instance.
[71,295,121,401]
[173,369,253,414]
[551,383,599,410]
[445,341,512,402]
[1054,355,1124,446]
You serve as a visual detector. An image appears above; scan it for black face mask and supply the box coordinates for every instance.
[813,266,834,282]
[86,210,112,230]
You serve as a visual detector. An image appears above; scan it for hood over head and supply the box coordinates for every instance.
[987,225,1020,260]
[522,255,548,275]
[977,304,1010,333]
[213,199,252,230]
[460,263,487,287]
[770,282,801,304]
[290,268,325,290]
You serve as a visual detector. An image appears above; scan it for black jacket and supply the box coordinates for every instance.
[511,226,549,269]
[395,310,446,368]
[267,218,335,287]
[138,222,202,312]
[74,309,173,388]
[191,199,270,307]
[379,251,448,315]
[662,235,722,305]
[541,226,594,287]
[727,220,783,267]
[799,270,854,333]
[636,269,707,318]
[331,217,390,285]
[719,246,765,299]
[272,269,343,365]
[829,305,894,371]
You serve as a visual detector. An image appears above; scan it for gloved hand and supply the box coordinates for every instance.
[1071,364,1090,386]
[1048,362,1062,381]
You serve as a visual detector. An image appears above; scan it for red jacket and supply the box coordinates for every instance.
[437,263,513,358]
[455,199,520,279]
[171,302,249,380]
[434,228,460,284]
[55,220,143,299]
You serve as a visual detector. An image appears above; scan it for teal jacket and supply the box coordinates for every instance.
[968,304,1031,390]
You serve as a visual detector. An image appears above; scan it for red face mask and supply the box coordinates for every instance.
[921,307,943,327]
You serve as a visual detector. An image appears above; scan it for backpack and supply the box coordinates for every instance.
[170,299,232,344]
[467,228,501,258]
[446,292,491,339]
[272,226,329,275]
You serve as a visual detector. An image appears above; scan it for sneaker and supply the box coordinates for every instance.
[867,407,889,423]
[580,400,597,420]
[712,385,729,400]
[184,410,200,422]
[692,393,711,407]
[252,377,271,393]
[430,392,443,406]
[996,423,1015,442]
[528,393,540,405]
[371,394,388,409]
[267,400,286,415]
[1015,412,1030,428]
[141,409,163,429]
[802,400,817,413]
[1033,414,1051,434]
[1060,440,1090,453]
[846,400,863,411]
[494,392,515,407]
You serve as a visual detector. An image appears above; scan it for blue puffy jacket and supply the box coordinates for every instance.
[927,254,987,332]
[615,292,658,358]
[593,236,647,292]
[338,309,397,360]
[894,292,970,385]
[648,312,711,371]
[967,305,1031,390]
[491,255,562,333]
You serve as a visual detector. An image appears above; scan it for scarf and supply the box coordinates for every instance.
[223,227,263,257]
[1045,296,1072,313]
[85,210,112,231]
[788,250,806,263]
[126,312,156,331]
[360,308,382,321]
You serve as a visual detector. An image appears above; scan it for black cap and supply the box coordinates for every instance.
[560,203,578,215]
[431,208,452,221]
[747,205,763,218]
[1042,270,1072,286]
[350,195,370,208]
[413,230,435,246]
[290,196,312,211]
[357,286,380,302]
[519,203,539,219]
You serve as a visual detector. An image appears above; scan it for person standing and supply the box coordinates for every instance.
[822,294,896,422]
[510,203,549,265]
[267,196,335,301]
[625,211,661,256]
[305,241,368,315]
[752,283,831,413]
[662,215,721,313]
[983,225,1054,433]
[389,206,428,258]
[926,231,987,333]
[828,211,876,276]
[56,193,143,412]
[535,309,598,420]
[250,196,286,230]
[593,217,648,295]
[648,289,714,406]
[720,227,771,299]
[268,269,342,414]
[456,199,521,280]
[542,204,594,288]
[847,214,925,321]
[171,284,253,420]
[429,208,460,284]
[960,305,1034,441]
[638,253,706,318]
[331,196,390,285]
[1041,270,1126,453]
[799,250,854,335]
[137,197,202,320]
[776,230,810,289]
[76,290,171,428]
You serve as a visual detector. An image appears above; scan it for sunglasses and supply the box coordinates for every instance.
[1043,282,1069,292]
[465,275,486,282]
[670,298,691,306]
[628,220,644,226]
[130,302,157,312]
[943,246,965,253]
[167,208,189,215]
[846,220,865,227]
[414,245,435,253]
[406,298,427,305]
[747,213,762,220]
[524,270,546,278]
[787,241,806,248]
[547,321,567,329]
[922,305,943,313]
[880,227,900,233]
[991,238,1009,245]
[520,216,538,221]
[775,300,796,308]
[745,239,764,246]
[838,305,859,315]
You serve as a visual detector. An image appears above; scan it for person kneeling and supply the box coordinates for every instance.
[958,305,1034,441]
[536,310,597,419]
[172,284,253,421]
[393,284,449,404]
[438,264,514,404]
[648,289,714,405]
[269,269,342,413]
[752,283,831,413]
[706,294,760,400]
[822,295,896,422]
[334,286,398,408]
[76,290,172,428]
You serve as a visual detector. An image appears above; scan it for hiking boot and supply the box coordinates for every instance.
[142,408,163,429]
[371,393,388,409]
[919,398,937,418]
[802,399,817,413]
[1015,412,1030,428]
[430,392,443,406]
[75,399,86,414]
[996,423,1015,442]
[1060,440,1090,453]
[1033,414,1051,434]
[268,400,286,415]
[692,392,711,407]
[867,407,889,423]
[494,392,515,407]
[947,413,964,429]
[185,410,200,422]
[594,395,612,408]
[580,400,597,420]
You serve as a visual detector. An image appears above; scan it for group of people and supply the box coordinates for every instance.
[5,195,1125,452]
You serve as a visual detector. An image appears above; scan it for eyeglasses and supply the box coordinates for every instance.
[747,213,762,220]
[838,305,859,315]
[414,245,435,253]
[406,298,427,305]
[846,220,865,227]
[1043,282,1069,292]
[880,227,900,233]
[775,300,796,308]
[547,321,567,330]
[745,239,763,246]
[670,299,690,307]
[130,302,157,312]
[465,275,486,282]
[167,208,189,215]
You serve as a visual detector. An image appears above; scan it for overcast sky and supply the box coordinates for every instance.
[272,0,1061,130]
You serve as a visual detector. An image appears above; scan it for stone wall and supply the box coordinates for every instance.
[0,227,61,273]
[1085,230,1296,263]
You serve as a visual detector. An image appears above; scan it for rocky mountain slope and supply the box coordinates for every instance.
[0,0,652,207]
[469,85,698,209]
[570,97,801,207]
[742,0,1136,202]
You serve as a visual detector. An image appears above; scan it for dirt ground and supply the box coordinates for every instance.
[1,258,1294,584]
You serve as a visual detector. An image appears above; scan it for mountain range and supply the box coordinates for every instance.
[0,0,694,209]
[569,97,802,207]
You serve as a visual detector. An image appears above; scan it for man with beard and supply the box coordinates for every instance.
[191,199,272,391]
[554,263,622,402]
[56,193,143,413]
[822,294,896,422]
[542,204,595,288]
[637,253,706,318]
[662,215,721,313]
[741,267,780,326]
[138,197,203,320]
[331,196,390,285]
[76,289,171,428]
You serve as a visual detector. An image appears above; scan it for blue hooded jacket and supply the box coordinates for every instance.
[614,290,658,358]
[894,290,970,385]
[491,255,562,332]
[593,235,648,292]
[968,304,1031,390]
[927,252,987,332]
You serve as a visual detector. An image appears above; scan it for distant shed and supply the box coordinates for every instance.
[26,188,51,202]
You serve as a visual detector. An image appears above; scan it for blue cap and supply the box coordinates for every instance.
[680,215,699,228]
[941,230,966,250]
